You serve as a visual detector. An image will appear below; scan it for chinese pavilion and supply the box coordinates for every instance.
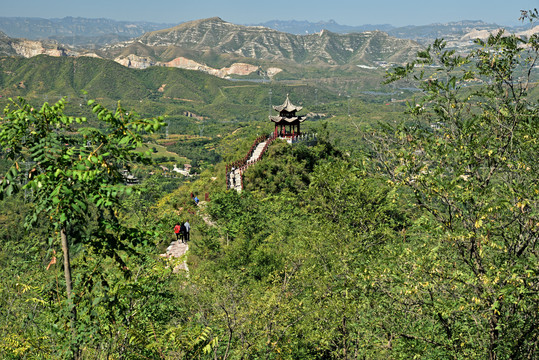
[269,94,305,137]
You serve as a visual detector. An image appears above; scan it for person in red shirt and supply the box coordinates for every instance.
[174,223,181,242]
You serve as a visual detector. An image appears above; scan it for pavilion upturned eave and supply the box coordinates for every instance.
[269,116,305,123]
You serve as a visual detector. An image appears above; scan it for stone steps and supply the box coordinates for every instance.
[249,142,266,162]
[227,140,269,192]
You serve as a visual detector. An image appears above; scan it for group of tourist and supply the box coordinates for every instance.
[174,221,190,243]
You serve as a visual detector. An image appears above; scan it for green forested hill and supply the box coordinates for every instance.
[0,55,230,101]
[0,55,341,116]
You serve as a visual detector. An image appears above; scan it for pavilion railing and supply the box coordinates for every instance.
[277,132,318,144]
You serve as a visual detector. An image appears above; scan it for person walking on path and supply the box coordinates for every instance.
[184,220,190,242]
[179,222,186,243]
[174,223,181,242]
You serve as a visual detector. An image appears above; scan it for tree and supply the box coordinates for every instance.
[375,9,539,359]
[0,96,164,358]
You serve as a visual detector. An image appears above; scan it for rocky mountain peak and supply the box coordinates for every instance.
[164,17,231,32]
[123,17,420,65]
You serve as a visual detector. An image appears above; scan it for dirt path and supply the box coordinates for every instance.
[162,202,215,272]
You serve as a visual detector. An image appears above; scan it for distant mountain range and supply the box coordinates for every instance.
[0,16,536,84]
[0,16,528,48]
[387,20,518,44]
[247,20,394,35]
[0,17,423,81]
[250,19,532,46]
[0,17,176,47]
[100,17,421,67]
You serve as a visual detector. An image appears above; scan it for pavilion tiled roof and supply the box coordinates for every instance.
[272,94,303,113]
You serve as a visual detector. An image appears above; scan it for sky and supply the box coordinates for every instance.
[1,0,537,27]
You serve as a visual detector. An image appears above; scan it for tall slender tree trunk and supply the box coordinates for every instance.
[61,227,79,359]
[61,228,73,299]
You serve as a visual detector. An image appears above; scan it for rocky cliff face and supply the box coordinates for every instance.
[460,25,539,41]
[112,54,267,78]
[0,32,75,58]
[114,53,156,69]
[161,58,261,77]
[10,39,70,57]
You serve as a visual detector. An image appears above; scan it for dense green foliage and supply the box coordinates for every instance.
[166,138,222,170]
[373,23,539,357]
[0,96,170,359]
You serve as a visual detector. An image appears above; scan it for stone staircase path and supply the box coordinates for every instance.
[249,141,267,163]
[229,168,242,192]
[227,140,268,192]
